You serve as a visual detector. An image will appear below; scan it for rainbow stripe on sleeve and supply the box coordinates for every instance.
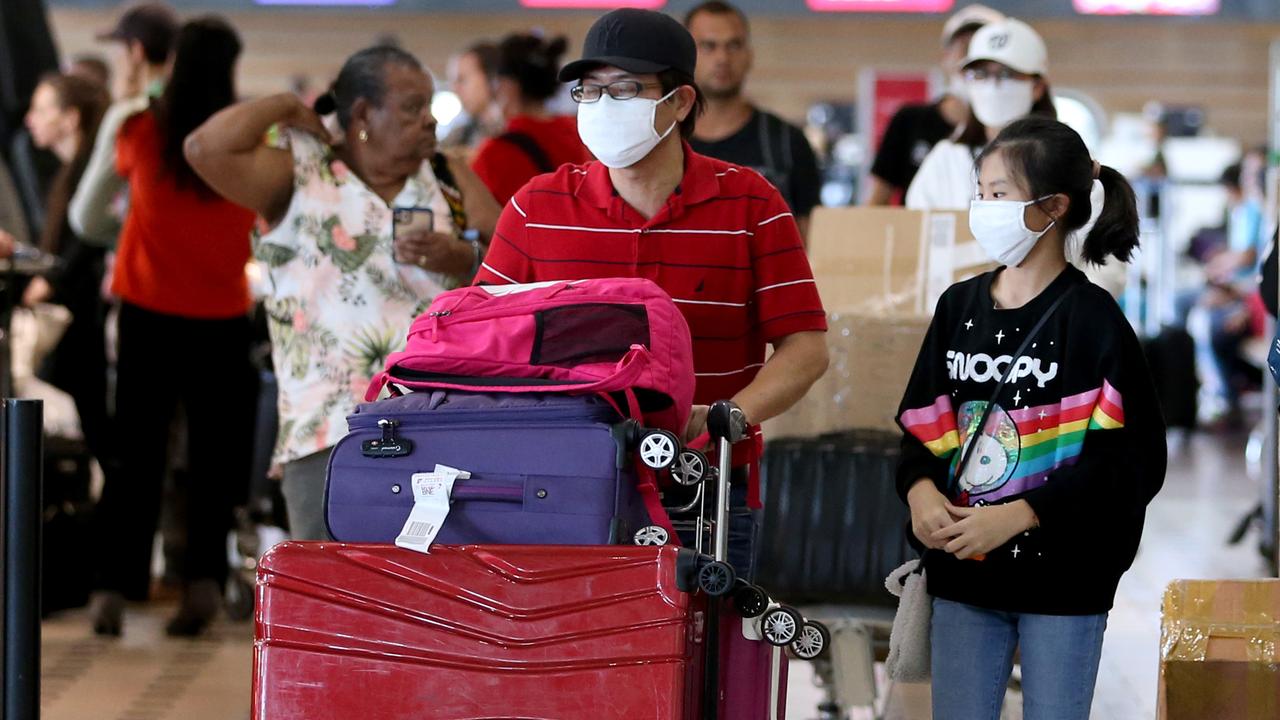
[899,395,960,457]
[899,381,1126,502]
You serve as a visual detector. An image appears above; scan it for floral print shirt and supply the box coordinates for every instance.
[256,131,455,465]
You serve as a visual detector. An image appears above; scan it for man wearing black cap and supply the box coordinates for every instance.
[475,8,828,580]
[69,2,177,244]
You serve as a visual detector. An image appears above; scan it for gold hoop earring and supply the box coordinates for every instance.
[358,129,369,143]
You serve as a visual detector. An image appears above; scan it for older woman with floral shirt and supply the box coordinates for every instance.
[186,46,498,540]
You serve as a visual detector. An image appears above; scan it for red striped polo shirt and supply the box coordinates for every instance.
[474,144,827,408]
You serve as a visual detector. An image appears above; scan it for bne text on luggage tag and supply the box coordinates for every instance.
[395,465,470,554]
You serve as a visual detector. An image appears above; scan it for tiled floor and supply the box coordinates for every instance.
[39,431,1274,720]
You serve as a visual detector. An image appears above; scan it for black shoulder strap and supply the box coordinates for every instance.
[498,131,554,174]
[952,285,1078,483]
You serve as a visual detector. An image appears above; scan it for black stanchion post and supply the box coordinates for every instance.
[3,399,42,720]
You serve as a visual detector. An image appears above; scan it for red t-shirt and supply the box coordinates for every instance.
[114,110,254,319]
[475,145,827,408]
[471,115,592,206]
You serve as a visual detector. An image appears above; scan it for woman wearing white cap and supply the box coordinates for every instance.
[906,18,1055,210]
[906,18,1121,297]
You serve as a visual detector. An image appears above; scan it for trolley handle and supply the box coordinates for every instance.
[705,400,746,564]
[706,400,748,445]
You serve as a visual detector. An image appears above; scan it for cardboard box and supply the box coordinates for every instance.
[765,207,990,439]
[765,312,931,438]
[1158,579,1280,720]
[806,206,988,315]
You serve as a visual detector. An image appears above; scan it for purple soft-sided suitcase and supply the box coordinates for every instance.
[324,390,651,545]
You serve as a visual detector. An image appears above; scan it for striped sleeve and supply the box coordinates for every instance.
[749,188,827,342]
[474,187,534,285]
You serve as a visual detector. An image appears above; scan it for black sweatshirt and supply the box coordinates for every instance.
[895,266,1167,615]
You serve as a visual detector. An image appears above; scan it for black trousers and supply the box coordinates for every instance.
[95,302,256,599]
[41,295,112,466]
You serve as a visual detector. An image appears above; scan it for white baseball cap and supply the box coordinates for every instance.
[941,4,1005,47]
[963,18,1048,76]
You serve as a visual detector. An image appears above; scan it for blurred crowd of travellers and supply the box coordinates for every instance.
[5,1,1271,717]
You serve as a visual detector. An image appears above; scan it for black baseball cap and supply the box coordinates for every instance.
[558,9,696,83]
[96,3,178,65]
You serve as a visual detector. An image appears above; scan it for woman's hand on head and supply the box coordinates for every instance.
[281,94,332,142]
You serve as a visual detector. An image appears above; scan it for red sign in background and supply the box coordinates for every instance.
[808,0,954,12]
[869,75,933,151]
[1073,0,1219,14]
[520,0,665,7]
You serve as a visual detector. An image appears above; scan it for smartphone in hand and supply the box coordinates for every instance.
[392,207,435,240]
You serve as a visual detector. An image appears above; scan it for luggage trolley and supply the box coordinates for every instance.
[632,400,831,662]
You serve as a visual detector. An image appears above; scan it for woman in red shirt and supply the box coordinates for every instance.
[470,33,592,205]
[92,15,256,638]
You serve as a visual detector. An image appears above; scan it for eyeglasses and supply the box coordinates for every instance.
[571,80,664,103]
[964,67,1029,84]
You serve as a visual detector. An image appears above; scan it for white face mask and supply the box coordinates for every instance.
[947,73,969,102]
[969,196,1055,267]
[967,78,1035,129]
[577,88,679,169]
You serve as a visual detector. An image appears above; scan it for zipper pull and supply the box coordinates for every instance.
[426,310,450,341]
[379,418,398,444]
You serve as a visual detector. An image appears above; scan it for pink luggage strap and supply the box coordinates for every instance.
[368,345,653,402]
[597,386,680,542]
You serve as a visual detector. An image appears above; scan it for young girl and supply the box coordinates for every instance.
[895,116,1167,720]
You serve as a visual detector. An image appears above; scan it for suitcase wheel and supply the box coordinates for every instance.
[731,583,769,618]
[670,448,709,486]
[791,620,830,660]
[760,606,803,647]
[638,430,680,471]
[633,525,670,546]
[698,560,736,597]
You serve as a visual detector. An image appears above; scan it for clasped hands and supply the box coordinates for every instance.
[906,479,1038,561]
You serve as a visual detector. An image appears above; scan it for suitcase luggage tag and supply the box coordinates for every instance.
[395,465,470,554]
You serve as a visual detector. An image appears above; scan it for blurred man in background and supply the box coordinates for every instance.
[685,1,821,237]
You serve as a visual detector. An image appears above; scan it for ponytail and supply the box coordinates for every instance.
[1080,164,1139,265]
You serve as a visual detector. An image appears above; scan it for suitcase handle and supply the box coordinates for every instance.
[449,485,524,503]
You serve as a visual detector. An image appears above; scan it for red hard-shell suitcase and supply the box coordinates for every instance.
[252,542,706,720]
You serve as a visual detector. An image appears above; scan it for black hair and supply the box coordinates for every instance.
[955,79,1057,149]
[684,0,751,34]
[657,69,705,138]
[154,16,241,197]
[1220,162,1243,190]
[496,33,568,103]
[464,41,499,80]
[978,116,1140,266]
[313,45,424,130]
